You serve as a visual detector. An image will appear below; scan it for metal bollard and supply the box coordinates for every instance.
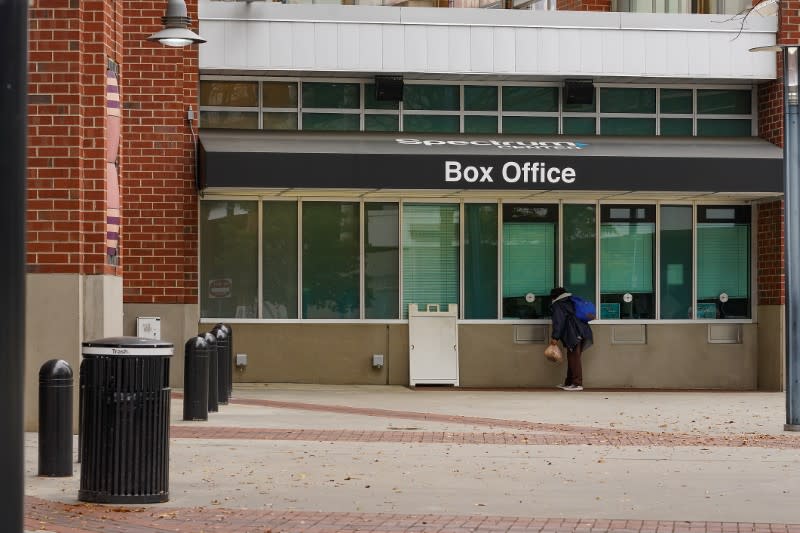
[38,359,73,477]
[211,327,229,405]
[202,331,218,413]
[183,336,210,421]
[215,323,233,398]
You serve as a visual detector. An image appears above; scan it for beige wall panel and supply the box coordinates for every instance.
[387,324,409,385]
[181,322,759,390]
[446,323,758,389]
[25,274,82,432]
[214,323,401,384]
[458,325,563,387]
[584,324,757,389]
[83,275,123,341]
[756,305,785,391]
[124,303,200,388]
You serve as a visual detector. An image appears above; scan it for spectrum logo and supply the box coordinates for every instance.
[396,138,588,150]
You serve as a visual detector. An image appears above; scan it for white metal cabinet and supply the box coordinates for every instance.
[408,304,459,387]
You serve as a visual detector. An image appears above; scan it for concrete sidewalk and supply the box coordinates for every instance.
[24,385,800,532]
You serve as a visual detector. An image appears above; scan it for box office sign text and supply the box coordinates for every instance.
[395,138,585,186]
[444,161,576,185]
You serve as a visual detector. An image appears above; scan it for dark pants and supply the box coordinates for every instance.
[564,341,583,387]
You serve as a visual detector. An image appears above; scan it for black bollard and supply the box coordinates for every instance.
[183,336,210,421]
[202,332,218,413]
[38,359,73,477]
[215,323,233,398]
[211,327,229,405]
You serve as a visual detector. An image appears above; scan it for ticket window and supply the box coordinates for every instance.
[502,204,558,319]
[696,206,751,319]
[600,205,655,320]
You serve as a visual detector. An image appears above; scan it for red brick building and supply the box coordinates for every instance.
[23,0,796,428]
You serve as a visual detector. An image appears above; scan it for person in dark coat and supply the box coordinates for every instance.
[549,286,593,391]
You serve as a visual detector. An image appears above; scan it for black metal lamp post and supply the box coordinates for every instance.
[0,0,28,530]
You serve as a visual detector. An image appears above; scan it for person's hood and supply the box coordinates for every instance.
[553,292,572,303]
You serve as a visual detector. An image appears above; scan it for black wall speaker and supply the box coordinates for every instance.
[375,76,404,101]
[564,79,594,105]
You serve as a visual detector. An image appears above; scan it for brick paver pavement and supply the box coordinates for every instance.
[23,496,800,533]
[24,395,800,532]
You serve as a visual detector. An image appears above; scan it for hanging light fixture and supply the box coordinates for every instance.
[147,0,206,47]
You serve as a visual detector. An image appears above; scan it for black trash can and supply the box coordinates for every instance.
[183,336,210,421]
[38,359,73,477]
[211,327,229,405]
[201,331,218,413]
[78,337,173,503]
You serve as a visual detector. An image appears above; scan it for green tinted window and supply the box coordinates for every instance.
[464,204,498,319]
[263,112,297,131]
[263,201,298,319]
[302,202,360,319]
[365,114,399,132]
[302,82,360,109]
[563,88,596,113]
[697,206,750,319]
[302,113,360,131]
[200,201,259,319]
[200,111,259,129]
[697,90,751,114]
[502,86,558,112]
[563,117,596,135]
[660,206,692,319]
[200,81,258,107]
[600,206,655,320]
[697,119,752,137]
[503,116,558,135]
[660,89,692,114]
[404,115,460,133]
[402,204,460,319]
[365,203,399,319]
[464,86,498,111]
[563,204,596,305]
[263,82,298,108]
[502,205,557,319]
[660,118,692,136]
[403,85,459,111]
[464,115,498,134]
[600,88,656,113]
[601,118,656,136]
[364,84,400,110]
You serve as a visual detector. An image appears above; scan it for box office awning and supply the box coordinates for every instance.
[198,131,783,197]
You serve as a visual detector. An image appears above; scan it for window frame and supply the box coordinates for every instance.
[198,195,757,325]
[199,76,757,137]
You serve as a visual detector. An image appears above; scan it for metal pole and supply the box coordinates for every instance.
[784,46,800,431]
[0,0,28,528]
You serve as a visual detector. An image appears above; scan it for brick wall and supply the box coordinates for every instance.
[121,1,199,304]
[27,0,122,276]
[758,200,785,306]
[755,0,800,307]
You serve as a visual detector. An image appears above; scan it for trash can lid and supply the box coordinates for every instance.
[82,336,174,357]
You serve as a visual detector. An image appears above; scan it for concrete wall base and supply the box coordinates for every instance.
[756,305,785,391]
[25,273,122,432]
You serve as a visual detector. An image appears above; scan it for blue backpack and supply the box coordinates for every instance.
[570,295,596,323]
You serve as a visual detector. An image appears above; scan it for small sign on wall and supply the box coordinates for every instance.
[137,316,161,339]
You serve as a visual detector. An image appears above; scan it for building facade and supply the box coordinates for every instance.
[23,0,795,428]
